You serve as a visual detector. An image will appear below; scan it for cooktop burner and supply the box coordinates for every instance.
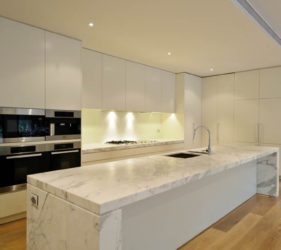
[106,140,138,145]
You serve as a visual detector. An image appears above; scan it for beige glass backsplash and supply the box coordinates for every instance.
[82,109,184,144]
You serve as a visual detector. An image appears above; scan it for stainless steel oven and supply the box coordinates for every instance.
[45,110,81,141]
[50,142,81,171]
[0,141,81,193]
[0,108,46,143]
[0,144,51,193]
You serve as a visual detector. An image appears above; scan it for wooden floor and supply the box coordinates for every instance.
[0,182,280,250]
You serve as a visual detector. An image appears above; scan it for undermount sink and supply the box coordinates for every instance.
[165,152,200,159]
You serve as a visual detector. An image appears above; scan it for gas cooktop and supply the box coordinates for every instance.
[106,140,137,145]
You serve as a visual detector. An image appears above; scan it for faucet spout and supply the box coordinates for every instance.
[193,125,212,155]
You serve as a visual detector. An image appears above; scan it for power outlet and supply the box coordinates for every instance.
[31,193,39,208]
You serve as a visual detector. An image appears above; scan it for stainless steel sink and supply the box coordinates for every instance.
[165,152,200,159]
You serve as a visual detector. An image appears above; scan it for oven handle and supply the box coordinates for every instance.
[6,153,43,160]
[51,149,80,155]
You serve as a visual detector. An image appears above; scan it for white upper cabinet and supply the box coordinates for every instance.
[234,70,259,99]
[260,67,281,98]
[0,17,45,108]
[82,49,102,109]
[102,55,126,111]
[81,50,175,112]
[126,61,146,112]
[45,32,82,110]
[144,67,162,112]
[160,71,175,113]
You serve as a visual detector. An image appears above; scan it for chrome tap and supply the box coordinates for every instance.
[193,125,212,155]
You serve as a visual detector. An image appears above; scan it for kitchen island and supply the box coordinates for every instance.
[27,145,279,250]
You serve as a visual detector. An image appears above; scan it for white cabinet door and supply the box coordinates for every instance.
[126,61,146,112]
[0,190,26,219]
[46,32,82,110]
[260,67,281,98]
[234,99,258,144]
[161,71,175,113]
[0,17,45,108]
[82,49,102,109]
[144,67,162,112]
[202,76,218,145]
[102,55,126,111]
[217,74,235,144]
[259,99,281,144]
[234,70,259,99]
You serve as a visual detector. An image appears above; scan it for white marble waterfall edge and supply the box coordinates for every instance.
[27,184,122,250]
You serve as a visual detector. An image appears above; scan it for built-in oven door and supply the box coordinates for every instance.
[50,149,81,171]
[0,152,50,193]
[0,115,3,143]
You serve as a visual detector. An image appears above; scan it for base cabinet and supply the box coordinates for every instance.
[0,190,26,224]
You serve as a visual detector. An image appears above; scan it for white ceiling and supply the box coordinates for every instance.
[0,0,281,76]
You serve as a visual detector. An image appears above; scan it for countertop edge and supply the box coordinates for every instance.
[27,146,279,216]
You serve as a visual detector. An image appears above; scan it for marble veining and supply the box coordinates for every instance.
[82,139,184,153]
[28,145,279,215]
[257,153,279,196]
[27,184,122,250]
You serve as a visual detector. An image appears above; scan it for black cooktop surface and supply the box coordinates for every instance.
[106,140,137,145]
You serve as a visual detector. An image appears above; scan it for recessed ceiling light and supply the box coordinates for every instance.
[210,68,214,72]
[167,52,172,56]
[88,22,94,27]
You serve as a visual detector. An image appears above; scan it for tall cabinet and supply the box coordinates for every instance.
[234,70,259,144]
[202,67,281,175]
[202,74,234,145]
[177,73,202,148]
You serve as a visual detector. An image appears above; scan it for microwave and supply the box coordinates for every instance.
[45,110,81,141]
[0,108,46,143]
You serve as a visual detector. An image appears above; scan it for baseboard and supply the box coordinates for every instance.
[0,212,26,225]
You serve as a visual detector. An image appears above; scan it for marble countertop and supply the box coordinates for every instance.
[28,145,278,215]
[82,139,184,153]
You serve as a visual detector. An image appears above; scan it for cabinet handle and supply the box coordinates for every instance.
[217,123,220,145]
[256,123,260,145]
[6,153,42,160]
[51,150,79,155]
[50,123,55,136]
